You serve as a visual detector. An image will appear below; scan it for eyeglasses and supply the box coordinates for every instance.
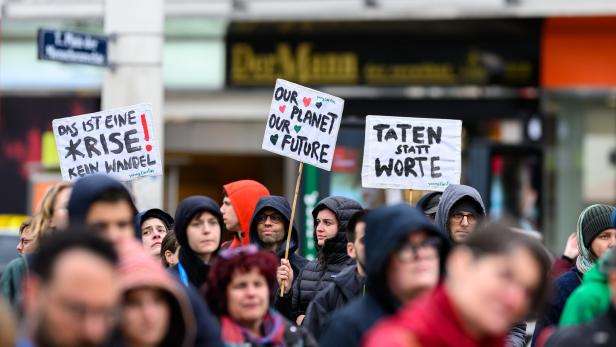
[219,244,259,260]
[451,212,477,225]
[395,237,441,262]
[255,213,284,224]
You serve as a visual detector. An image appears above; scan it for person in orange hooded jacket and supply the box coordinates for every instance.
[220,180,270,249]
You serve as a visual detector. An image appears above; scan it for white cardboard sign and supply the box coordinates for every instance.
[53,103,162,182]
[362,115,462,191]
[261,79,344,171]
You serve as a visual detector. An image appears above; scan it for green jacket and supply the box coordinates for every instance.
[559,261,610,326]
[0,256,28,317]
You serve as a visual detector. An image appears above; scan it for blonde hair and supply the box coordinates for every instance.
[29,182,72,247]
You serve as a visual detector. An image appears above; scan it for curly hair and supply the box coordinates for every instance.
[205,249,278,317]
[30,182,72,248]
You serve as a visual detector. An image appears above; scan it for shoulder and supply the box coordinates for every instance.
[364,319,421,347]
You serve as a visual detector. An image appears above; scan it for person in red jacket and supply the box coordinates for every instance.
[364,223,551,347]
[220,180,270,249]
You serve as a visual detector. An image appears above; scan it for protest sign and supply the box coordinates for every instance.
[362,115,462,191]
[53,103,162,182]
[261,79,344,171]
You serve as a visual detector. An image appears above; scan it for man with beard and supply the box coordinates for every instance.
[20,229,120,347]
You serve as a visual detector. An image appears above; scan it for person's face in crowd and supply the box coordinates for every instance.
[315,209,338,247]
[447,246,542,338]
[86,200,134,243]
[164,246,180,267]
[25,250,120,347]
[590,228,616,259]
[387,231,440,302]
[448,210,478,243]
[226,267,269,327]
[221,197,240,232]
[187,212,221,261]
[141,218,168,257]
[17,226,35,255]
[348,221,366,271]
[256,208,286,247]
[121,288,170,347]
[51,187,72,230]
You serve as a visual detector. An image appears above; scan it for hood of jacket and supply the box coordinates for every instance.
[134,208,174,240]
[365,203,450,313]
[68,174,137,225]
[312,196,362,265]
[223,180,270,246]
[115,238,196,347]
[435,184,486,240]
[174,196,224,288]
[249,196,299,258]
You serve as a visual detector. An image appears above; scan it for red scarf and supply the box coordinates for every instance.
[221,310,286,346]
[366,285,505,347]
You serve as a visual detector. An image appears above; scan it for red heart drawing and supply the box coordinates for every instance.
[279,105,286,113]
[303,97,311,107]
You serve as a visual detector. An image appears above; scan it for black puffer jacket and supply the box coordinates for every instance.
[303,265,366,339]
[278,196,361,321]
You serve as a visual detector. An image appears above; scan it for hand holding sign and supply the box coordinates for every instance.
[262,79,344,295]
[362,116,462,191]
[53,103,162,182]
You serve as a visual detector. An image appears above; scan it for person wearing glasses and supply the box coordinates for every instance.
[249,197,308,303]
[434,184,486,243]
[319,204,450,347]
[365,223,551,347]
[206,245,317,347]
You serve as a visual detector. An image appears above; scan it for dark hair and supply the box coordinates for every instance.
[31,226,118,282]
[160,231,179,268]
[347,209,368,243]
[206,250,278,316]
[95,188,134,206]
[462,222,551,315]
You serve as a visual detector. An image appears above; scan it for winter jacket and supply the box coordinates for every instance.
[0,255,29,317]
[560,261,610,326]
[220,309,317,347]
[277,196,361,321]
[319,204,450,347]
[550,256,575,282]
[109,239,197,347]
[364,285,505,347]
[222,180,270,249]
[169,196,224,290]
[67,174,137,224]
[434,184,486,240]
[532,267,583,345]
[544,305,616,347]
[303,265,366,339]
[249,196,309,285]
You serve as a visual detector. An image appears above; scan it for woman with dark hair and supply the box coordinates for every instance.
[160,231,180,268]
[364,223,552,347]
[206,245,316,347]
[169,196,224,289]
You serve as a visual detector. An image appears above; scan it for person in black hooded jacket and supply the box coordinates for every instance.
[302,209,368,339]
[169,195,224,290]
[318,203,450,347]
[277,196,362,325]
[249,196,308,303]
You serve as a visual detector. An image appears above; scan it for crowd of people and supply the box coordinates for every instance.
[0,173,615,347]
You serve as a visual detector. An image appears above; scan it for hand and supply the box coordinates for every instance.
[296,314,305,326]
[563,233,579,260]
[277,259,293,294]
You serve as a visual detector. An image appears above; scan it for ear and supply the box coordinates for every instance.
[347,242,356,259]
[164,250,174,262]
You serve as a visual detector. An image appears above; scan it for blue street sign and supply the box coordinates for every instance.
[38,28,108,67]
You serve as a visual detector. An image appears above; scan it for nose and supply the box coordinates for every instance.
[16,242,22,254]
[82,313,109,345]
[460,216,469,226]
[220,205,226,215]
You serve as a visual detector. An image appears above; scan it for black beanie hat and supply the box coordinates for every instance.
[582,204,616,249]
[450,198,483,217]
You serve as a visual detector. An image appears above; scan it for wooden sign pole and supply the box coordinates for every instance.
[280,161,304,296]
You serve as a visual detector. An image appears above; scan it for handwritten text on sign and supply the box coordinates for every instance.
[261,79,344,171]
[53,103,162,182]
[362,116,462,191]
